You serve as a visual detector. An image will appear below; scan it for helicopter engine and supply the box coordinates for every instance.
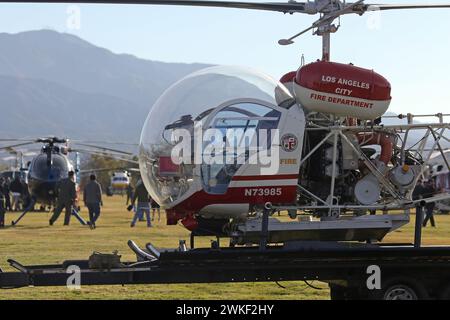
[298,130,360,210]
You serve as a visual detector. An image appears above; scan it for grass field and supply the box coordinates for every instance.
[1,195,449,300]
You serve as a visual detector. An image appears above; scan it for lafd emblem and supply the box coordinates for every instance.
[281,134,298,152]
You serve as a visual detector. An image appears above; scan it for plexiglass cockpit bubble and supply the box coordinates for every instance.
[139,66,295,208]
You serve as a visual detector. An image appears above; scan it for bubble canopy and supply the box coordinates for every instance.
[139,66,294,208]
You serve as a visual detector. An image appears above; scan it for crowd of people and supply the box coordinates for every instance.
[48,171,161,229]
[0,176,31,212]
[0,175,32,228]
[0,170,162,229]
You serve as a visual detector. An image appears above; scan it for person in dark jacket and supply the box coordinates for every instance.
[9,176,23,211]
[422,180,436,227]
[21,179,32,210]
[0,178,6,228]
[151,198,161,222]
[126,184,134,205]
[4,177,11,211]
[49,171,77,226]
[127,180,151,227]
[83,174,103,229]
[413,180,426,229]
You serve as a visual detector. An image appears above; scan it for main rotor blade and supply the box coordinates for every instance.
[72,143,133,155]
[124,0,306,13]
[0,142,36,151]
[79,167,138,174]
[370,3,450,11]
[1,1,449,14]
[0,0,307,13]
[0,138,35,142]
[1,156,16,161]
[72,148,138,164]
[72,139,138,146]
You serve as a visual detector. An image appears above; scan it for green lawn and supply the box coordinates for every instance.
[0,196,448,300]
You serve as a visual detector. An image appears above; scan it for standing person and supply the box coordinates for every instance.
[126,184,134,205]
[83,174,103,229]
[127,183,144,221]
[413,179,426,234]
[21,178,32,210]
[4,177,11,211]
[49,171,77,226]
[151,198,161,222]
[10,175,23,211]
[423,180,437,228]
[0,178,6,228]
[127,180,152,228]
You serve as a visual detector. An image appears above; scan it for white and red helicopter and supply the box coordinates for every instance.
[6,0,450,245]
[132,0,450,245]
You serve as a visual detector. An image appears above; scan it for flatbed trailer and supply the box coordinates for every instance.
[3,241,450,300]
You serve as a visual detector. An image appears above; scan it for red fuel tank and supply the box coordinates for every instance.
[293,61,392,120]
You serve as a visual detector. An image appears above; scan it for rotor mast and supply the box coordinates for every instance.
[322,32,330,61]
[317,22,336,62]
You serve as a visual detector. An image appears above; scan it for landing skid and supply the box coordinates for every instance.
[72,207,87,226]
[11,198,36,226]
[232,213,410,245]
[11,202,86,226]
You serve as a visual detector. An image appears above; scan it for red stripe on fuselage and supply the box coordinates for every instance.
[232,174,298,181]
[166,185,297,225]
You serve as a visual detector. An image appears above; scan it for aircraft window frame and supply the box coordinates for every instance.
[201,98,283,195]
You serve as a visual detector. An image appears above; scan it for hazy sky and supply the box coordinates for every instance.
[0,1,449,118]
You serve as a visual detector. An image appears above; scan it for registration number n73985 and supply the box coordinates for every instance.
[244,188,282,197]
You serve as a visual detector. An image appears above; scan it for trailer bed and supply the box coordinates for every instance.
[3,243,450,299]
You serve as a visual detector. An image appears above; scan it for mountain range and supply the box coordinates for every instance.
[0,29,210,142]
